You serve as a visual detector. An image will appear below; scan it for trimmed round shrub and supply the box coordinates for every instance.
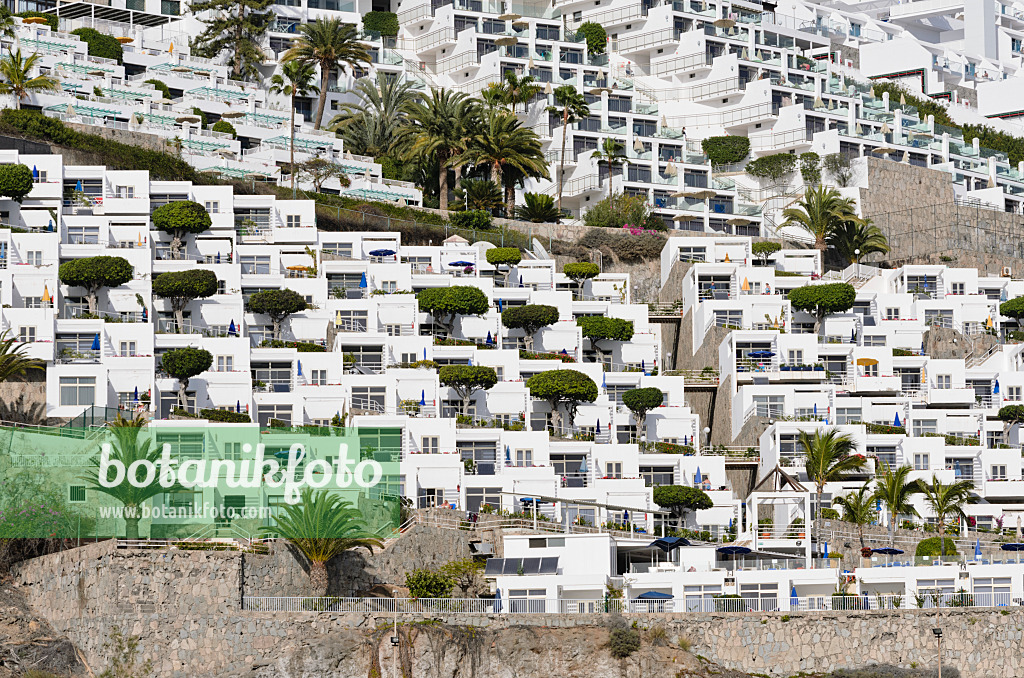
[915,536,959,557]
[211,120,236,138]
[0,164,34,202]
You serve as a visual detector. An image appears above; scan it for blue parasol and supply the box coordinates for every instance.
[579,457,588,473]
[133,386,138,402]
[871,547,903,555]
[216,252,221,264]
[648,536,689,551]
[236,400,240,413]
[494,588,501,613]
[814,403,817,416]
[1000,543,1024,551]
[486,331,493,345]
[894,412,901,426]
[505,445,511,463]
[791,586,799,607]
[32,165,38,179]
[228,320,236,336]
[695,466,702,486]
[596,419,601,434]
[994,379,1000,394]
[497,299,503,311]
[75,179,82,191]
[297,360,302,376]
[519,274,524,288]
[423,347,427,360]
[975,538,982,559]
[748,350,774,358]
[641,359,646,374]
[635,591,673,600]
[448,261,473,267]
[623,509,629,523]
[91,333,100,351]
[420,390,426,406]
[601,372,606,388]
[369,249,396,257]
[823,541,828,558]
[358,272,367,288]
[561,348,568,356]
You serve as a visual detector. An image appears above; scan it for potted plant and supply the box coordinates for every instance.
[790,517,805,538]
[758,517,773,538]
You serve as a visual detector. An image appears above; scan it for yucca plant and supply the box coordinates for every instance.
[263,488,383,597]
[455,178,503,212]
[515,192,560,223]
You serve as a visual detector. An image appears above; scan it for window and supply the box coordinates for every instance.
[739,583,778,611]
[68,485,86,503]
[352,386,385,412]
[217,355,233,372]
[18,326,35,343]
[863,335,886,347]
[913,419,938,436]
[787,350,803,366]
[205,201,220,213]
[335,310,368,332]
[222,442,242,460]
[988,430,1005,447]
[753,395,784,418]
[421,436,439,455]
[835,407,862,425]
[886,308,900,320]
[115,186,135,199]
[950,282,965,295]
[66,225,100,244]
[119,341,136,357]
[59,376,95,407]
[466,487,501,513]
[641,466,674,487]
[1007,386,1021,402]
[863,363,879,377]
[916,579,954,595]
[283,214,300,228]
[991,465,1007,480]
[380,280,397,293]
[935,374,952,389]
[35,170,47,183]
[239,255,271,274]
[974,577,1011,606]
[165,490,200,515]
[684,584,722,611]
[305,369,325,386]
[605,462,622,479]
[255,404,292,427]
[516,449,533,467]
[26,251,42,266]
[914,453,929,471]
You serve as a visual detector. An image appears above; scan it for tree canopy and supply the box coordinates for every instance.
[1000,296,1024,320]
[577,316,634,349]
[58,255,133,315]
[161,346,212,408]
[501,304,558,349]
[0,164,33,202]
[151,200,212,257]
[653,485,713,527]
[152,269,218,331]
[788,283,856,331]
[485,247,522,268]
[622,387,663,441]
[751,241,781,265]
[526,369,598,431]
[998,405,1024,422]
[247,289,308,339]
[439,365,498,412]
[563,262,600,288]
[417,286,490,335]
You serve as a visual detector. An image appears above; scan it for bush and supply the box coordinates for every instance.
[820,508,840,519]
[16,11,57,30]
[199,408,251,423]
[151,200,213,240]
[915,536,959,557]
[363,10,399,36]
[161,347,213,382]
[211,119,236,138]
[745,153,797,182]
[258,339,327,352]
[582,192,664,231]
[822,152,853,187]
[701,136,750,166]
[997,404,1024,423]
[1000,296,1024,319]
[608,628,641,658]
[575,22,606,55]
[405,569,453,598]
[485,247,522,268]
[450,209,492,231]
[145,78,171,99]
[751,241,781,264]
[516,192,560,222]
[799,151,821,184]
[0,110,200,182]
[191,107,208,127]
[70,28,123,64]
[0,163,34,202]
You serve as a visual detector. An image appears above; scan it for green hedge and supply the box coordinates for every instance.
[745,153,797,181]
[258,339,326,352]
[199,408,251,423]
[211,119,236,138]
[0,110,202,182]
[70,28,124,64]
[701,136,750,166]
[145,79,171,99]
[915,536,958,557]
[363,11,399,36]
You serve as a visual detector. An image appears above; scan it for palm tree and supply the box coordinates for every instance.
[81,415,175,540]
[501,71,541,113]
[832,482,875,548]
[799,428,864,539]
[407,88,475,211]
[781,184,862,251]
[920,476,976,559]
[263,488,383,597]
[455,178,503,212]
[0,330,43,382]
[516,192,560,222]
[0,49,59,110]
[592,137,628,199]
[827,217,890,265]
[282,18,370,129]
[547,85,590,213]
[464,109,548,217]
[329,76,418,159]
[873,463,921,546]
[0,11,15,40]
[270,59,320,195]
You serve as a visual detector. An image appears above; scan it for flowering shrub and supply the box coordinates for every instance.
[621,224,662,236]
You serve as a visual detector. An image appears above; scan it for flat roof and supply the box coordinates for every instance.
[46,2,178,27]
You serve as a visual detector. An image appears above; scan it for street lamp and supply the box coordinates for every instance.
[703,426,711,447]
[932,627,943,678]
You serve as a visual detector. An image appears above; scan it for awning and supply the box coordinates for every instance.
[47,1,178,26]
[634,591,673,600]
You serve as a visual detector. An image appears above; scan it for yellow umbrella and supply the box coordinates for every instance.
[116,37,134,44]
[741,278,750,291]
[21,16,48,24]
[855,357,879,366]
[986,316,993,328]
[169,42,174,54]
[41,285,50,303]
[138,232,143,246]
[724,253,730,263]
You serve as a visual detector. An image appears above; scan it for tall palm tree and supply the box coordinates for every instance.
[0,49,59,110]
[547,85,590,213]
[781,184,862,251]
[827,217,890,265]
[920,476,976,559]
[329,76,418,160]
[282,18,370,129]
[0,330,43,382]
[81,415,176,540]
[873,463,921,546]
[407,88,475,211]
[592,137,628,199]
[799,428,864,540]
[270,59,320,195]
[0,11,15,40]
[263,488,383,597]
[502,71,541,113]
[464,109,548,217]
[832,482,875,548]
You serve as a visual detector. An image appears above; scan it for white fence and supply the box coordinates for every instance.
[242,593,1020,614]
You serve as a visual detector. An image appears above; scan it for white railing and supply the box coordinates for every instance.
[241,593,1021,614]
